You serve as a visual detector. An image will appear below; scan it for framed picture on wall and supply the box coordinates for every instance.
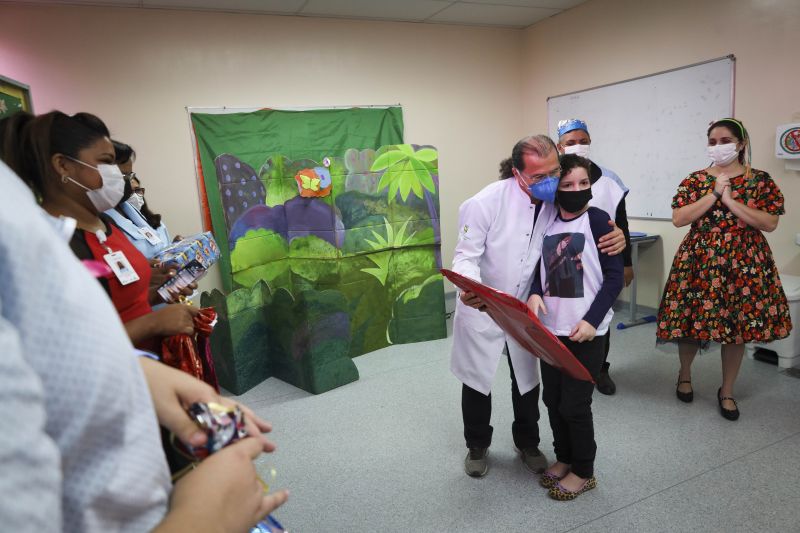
[0,75,33,119]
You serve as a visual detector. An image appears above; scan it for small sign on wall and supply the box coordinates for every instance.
[776,123,800,171]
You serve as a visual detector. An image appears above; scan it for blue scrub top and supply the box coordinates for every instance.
[104,203,171,259]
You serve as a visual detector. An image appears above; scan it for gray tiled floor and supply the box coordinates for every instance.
[231,314,800,532]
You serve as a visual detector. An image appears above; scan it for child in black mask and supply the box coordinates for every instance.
[526,153,624,501]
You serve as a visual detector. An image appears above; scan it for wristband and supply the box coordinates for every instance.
[712,190,722,199]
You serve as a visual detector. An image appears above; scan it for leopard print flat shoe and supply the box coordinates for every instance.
[548,476,597,501]
[539,470,566,488]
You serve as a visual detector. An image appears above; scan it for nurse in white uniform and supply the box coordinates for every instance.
[451,135,625,478]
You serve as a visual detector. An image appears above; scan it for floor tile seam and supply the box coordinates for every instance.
[242,390,310,406]
[240,356,447,405]
[558,429,800,533]
[359,356,447,378]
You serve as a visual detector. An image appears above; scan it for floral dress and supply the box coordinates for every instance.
[656,168,792,345]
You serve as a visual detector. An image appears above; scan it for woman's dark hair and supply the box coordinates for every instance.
[707,118,748,164]
[113,140,164,229]
[4,111,110,199]
[138,199,163,229]
[111,140,135,206]
[559,153,591,180]
[499,135,557,179]
[0,111,35,174]
[118,168,134,206]
[112,139,136,165]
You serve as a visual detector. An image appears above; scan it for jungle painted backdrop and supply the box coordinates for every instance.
[191,108,446,393]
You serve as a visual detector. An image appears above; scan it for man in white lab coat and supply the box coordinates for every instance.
[451,135,625,478]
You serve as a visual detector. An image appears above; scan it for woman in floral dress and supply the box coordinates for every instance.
[656,118,791,421]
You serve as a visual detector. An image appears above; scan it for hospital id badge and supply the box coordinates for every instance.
[137,226,163,245]
[104,251,140,285]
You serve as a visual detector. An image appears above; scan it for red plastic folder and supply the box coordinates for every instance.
[442,269,595,383]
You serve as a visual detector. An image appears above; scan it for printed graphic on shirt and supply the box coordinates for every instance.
[543,232,585,298]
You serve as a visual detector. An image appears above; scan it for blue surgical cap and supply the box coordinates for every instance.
[557,119,589,138]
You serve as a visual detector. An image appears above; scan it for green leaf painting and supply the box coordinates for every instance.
[361,251,391,286]
[370,144,438,203]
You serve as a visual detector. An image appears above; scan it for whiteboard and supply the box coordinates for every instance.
[547,56,734,219]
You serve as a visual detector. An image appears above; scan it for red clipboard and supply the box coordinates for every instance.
[442,269,595,383]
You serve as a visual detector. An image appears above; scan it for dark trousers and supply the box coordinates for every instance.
[462,351,541,450]
[541,335,605,478]
[602,329,611,364]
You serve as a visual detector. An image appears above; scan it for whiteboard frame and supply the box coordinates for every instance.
[547,55,736,221]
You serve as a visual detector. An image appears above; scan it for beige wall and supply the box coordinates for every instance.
[0,4,524,293]
[522,0,800,309]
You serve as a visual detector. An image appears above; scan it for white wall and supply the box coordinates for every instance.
[0,3,525,293]
[522,0,800,309]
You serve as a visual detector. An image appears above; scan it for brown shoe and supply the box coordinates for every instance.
[464,447,488,477]
[515,446,548,474]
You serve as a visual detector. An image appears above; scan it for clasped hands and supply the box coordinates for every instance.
[713,173,733,203]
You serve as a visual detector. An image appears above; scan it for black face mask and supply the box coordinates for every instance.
[557,188,592,214]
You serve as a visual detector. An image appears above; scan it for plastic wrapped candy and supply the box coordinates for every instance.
[161,307,220,392]
[180,402,247,460]
[177,402,289,532]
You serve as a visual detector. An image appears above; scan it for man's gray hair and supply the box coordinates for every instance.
[516,135,557,160]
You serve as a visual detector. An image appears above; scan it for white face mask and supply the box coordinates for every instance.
[563,143,591,158]
[65,157,126,212]
[127,192,145,211]
[707,143,740,167]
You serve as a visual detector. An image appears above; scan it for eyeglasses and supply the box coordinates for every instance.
[133,187,145,195]
[123,171,137,181]
[516,166,562,183]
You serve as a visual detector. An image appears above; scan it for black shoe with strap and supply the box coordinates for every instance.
[717,387,740,421]
[676,375,693,403]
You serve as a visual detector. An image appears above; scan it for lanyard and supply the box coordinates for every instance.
[94,229,114,255]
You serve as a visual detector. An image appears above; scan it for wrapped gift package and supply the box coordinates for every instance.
[153,231,221,270]
[153,232,221,301]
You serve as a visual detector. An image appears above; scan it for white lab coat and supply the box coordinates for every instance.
[450,178,557,396]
